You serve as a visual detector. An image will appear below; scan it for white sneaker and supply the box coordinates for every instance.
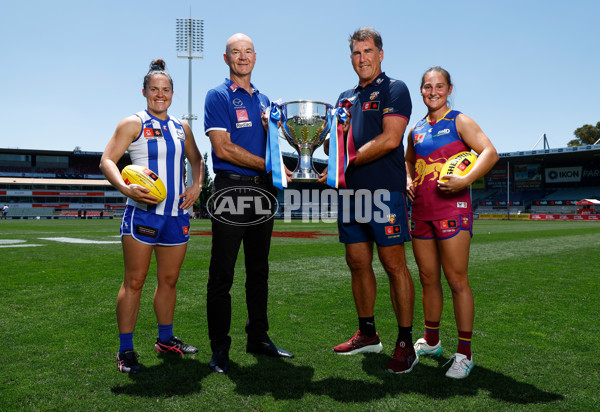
[445,353,473,379]
[413,338,442,357]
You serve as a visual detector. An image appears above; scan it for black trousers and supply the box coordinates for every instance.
[207,174,276,352]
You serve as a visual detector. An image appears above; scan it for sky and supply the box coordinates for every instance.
[2,0,599,173]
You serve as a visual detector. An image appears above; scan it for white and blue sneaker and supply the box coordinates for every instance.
[445,353,473,379]
[414,338,442,357]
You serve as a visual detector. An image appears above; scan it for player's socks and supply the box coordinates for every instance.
[359,316,376,337]
[397,325,413,345]
[424,320,440,346]
[457,330,472,360]
[119,332,134,353]
[158,324,174,343]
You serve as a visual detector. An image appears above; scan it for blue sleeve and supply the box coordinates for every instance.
[385,80,412,122]
[204,88,231,135]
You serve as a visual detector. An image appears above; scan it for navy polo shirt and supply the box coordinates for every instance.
[337,72,412,191]
[204,78,270,176]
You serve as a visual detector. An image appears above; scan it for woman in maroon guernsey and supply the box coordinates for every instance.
[405,67,498,379]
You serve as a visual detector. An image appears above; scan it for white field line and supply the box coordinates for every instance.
[38,237,121,244]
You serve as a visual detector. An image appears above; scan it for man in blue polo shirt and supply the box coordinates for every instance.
[203,33,294,374]
[324,27,418,374]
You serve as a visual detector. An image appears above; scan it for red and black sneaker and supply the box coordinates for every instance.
[385,340,419,374]
[117,350,140,374]
[333,330,383,355]
[155,336,198,355]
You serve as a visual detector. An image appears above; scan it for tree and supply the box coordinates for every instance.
[568,121,600,146]
[195,152,213,217]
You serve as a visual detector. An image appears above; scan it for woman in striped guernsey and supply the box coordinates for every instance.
[100,59,204,374]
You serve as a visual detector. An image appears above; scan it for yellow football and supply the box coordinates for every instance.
[439,151,477,182]
[121,164,167,202]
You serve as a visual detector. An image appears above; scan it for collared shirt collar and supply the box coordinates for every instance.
[225,78,259,95]
[355,72,387,90]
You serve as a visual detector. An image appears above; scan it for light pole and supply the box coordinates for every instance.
[176,18,203,210]
[176,18,204,130]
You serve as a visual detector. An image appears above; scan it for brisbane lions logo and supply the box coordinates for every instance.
[414,157,446,187]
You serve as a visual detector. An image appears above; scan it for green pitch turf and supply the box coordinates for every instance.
[1,219,599,411]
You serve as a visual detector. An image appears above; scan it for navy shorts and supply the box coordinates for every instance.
[338,190,411,246]
[120,205,190,245]
[411,212,473,240]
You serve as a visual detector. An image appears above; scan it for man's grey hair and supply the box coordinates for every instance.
[348,27,382,52]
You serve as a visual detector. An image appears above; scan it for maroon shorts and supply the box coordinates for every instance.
[410,213,473,240]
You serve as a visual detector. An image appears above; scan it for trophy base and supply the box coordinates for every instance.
[292,171,320,182]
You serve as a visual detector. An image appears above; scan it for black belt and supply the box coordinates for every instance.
[218,172,269,184]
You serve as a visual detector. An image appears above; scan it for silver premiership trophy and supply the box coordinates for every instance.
[280,100,333,182]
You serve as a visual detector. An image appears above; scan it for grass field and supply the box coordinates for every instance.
[1,218,599,411]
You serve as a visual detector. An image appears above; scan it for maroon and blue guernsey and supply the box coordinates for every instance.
[411,109,472,221]
[336,72,412,192]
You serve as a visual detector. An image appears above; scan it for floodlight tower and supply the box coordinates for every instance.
[176,18,204,130]
[176,18,203,208]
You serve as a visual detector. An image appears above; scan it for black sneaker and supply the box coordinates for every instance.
[155,336,198,355]
[117,350,140,374]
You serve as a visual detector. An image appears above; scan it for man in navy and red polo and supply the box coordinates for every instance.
[327,27,418,374]
[204,33,293,374]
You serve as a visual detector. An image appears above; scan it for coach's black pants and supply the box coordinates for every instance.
[206,174,276,353]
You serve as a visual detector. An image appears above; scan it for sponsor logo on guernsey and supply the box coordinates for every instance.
[162,125,168,131]
[176,129,185,140]
[236,121,252,128]
[236,109,249,122]
[229,83,238,91]
[433,129,451,137]
[362,101,380,111]
[457,202,468,208]
[370,91,379,100]
[143,128,163,139]
[182,226,189,235]
[376,77,384,84]
[232,98,244,107]
[414,133,425,145]
[383,107,395,114]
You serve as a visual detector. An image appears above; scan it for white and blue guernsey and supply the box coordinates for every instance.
[126,110,187,216]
